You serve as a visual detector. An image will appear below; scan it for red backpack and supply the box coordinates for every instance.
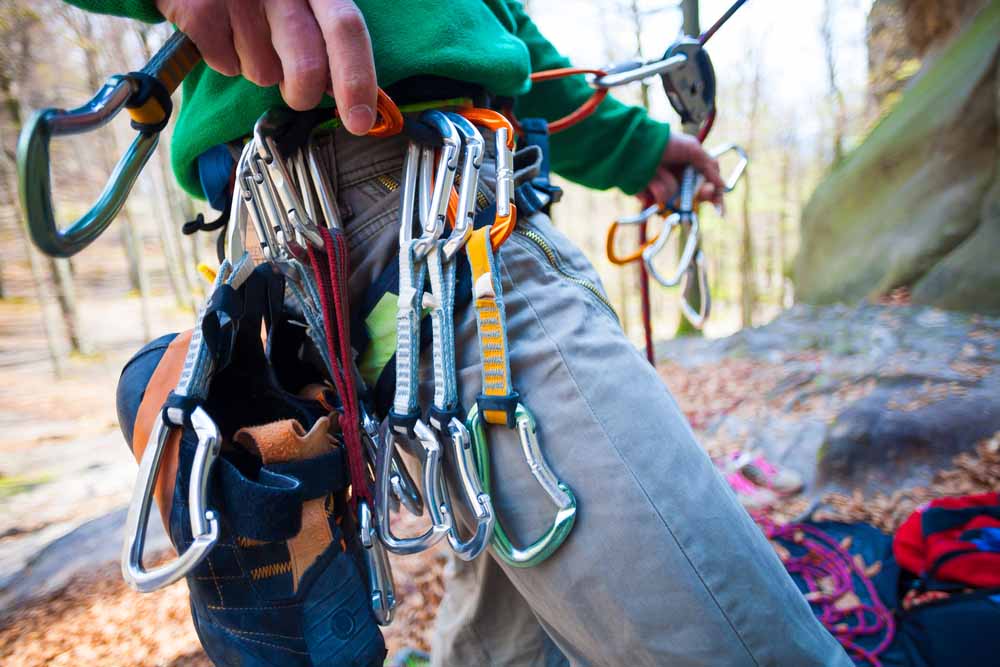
[893,492,1000,589]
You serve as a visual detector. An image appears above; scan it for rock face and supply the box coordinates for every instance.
[796,3,1000,314]
[659,302,1000,497]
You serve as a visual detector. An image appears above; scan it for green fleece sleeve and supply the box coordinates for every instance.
[62,0,164,23]
[502,0,669,195]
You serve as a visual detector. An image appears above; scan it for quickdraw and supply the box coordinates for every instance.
[17,30,402,259]
[464,226,577,567]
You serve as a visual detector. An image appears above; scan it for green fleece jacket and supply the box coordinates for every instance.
[65,0,669,198]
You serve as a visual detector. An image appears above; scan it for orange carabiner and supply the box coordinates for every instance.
[336,88,403,138]
[506,68,609,136]
[458,108,518,250]
[606,221,660,266]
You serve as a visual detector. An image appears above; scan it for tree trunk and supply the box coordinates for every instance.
[777,149,792,306]
[822,0,848,164]
[4,171,67,377]
[47,257,92,354]
[740,166,756,326]
[149,148,195,311]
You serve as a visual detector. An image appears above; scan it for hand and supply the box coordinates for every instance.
[156,0,378,134]
[640,132,726,210]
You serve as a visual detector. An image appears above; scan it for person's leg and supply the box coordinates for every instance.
[432,553,569,667]
[326,128,848,666]
[436,209,851,667]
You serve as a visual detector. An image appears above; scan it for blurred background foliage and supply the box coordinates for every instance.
[0,0,995,377]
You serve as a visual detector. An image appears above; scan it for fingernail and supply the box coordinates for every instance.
[345,104,375,135]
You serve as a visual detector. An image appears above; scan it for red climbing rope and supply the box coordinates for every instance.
[307,228,372,509]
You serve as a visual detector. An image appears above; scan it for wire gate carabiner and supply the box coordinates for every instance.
[18,31,200,257]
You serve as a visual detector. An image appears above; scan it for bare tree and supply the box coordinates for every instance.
[0,4,67,374]
[135,24,197,312]
[821,0,848,164]
[739,44,764,328]
[681,0,700,37]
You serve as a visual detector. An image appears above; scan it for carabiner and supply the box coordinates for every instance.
[18,31,200,257]
[708,143,748,192]
[376,423,452,555]
[306,136,344,230]
[121,405,221,592]
[441,419,495,560]
[412,111,460,258]
[679,248,711,329]
[642,166,700,287]
[459,109,517,250]
[358,500,397,626]
[361,404,423,517]
[468,403,577,568]
[253,111,325,249]
[441,113,484,260]
[605,203,662,266]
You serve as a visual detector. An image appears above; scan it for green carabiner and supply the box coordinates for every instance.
[17,31,200,257]
[468,402,577,568]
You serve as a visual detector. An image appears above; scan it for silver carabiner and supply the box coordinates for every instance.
[679,248,711,329]
[615,202,662,226]
[306,136,344,230]
[441,112,484,260]
[121,406,221,592]
[253,112,324,249]
[441,418,494,560]
[642,166,699,287]
[412,111,460,258]
[361,404,423,517]
[708,143,748,193]
[641,212,700,288]
[377,421,452,555]
[359,500,397,626]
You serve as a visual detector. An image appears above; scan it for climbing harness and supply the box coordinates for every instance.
[464,227,577,567]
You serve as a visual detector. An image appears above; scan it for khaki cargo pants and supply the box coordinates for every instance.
[319,126,851,667]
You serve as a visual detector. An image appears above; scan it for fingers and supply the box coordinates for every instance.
[646,166,679,207]
[691,148,727,193]
[229,1,282,86]
[309,0,377,135]
[164,0,240,76]
[265,0,330,110]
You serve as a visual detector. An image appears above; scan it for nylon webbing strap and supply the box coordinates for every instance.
[390,238,426,432]
[164,254,254,427]
[467,227,517,427]
[426,239,459,428]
